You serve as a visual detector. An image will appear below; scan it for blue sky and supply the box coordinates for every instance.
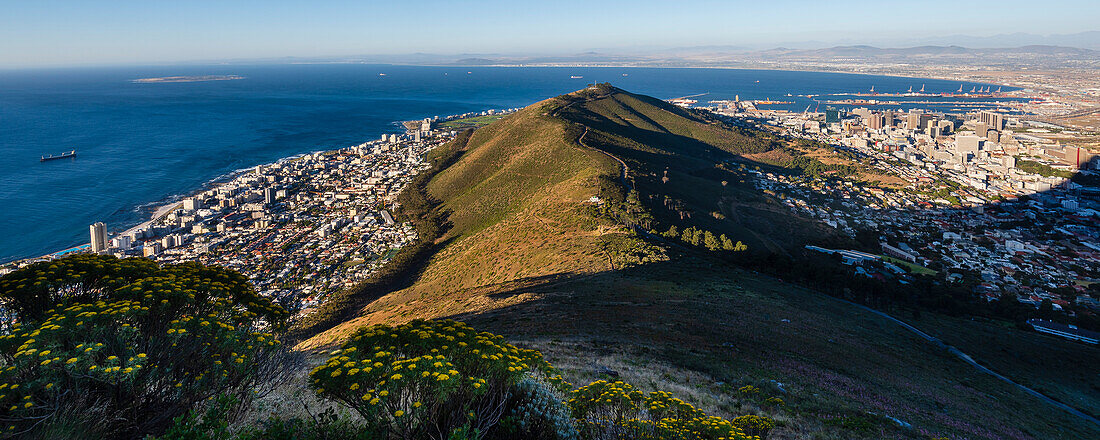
[1,0,1097,67]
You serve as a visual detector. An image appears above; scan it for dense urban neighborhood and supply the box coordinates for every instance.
[0,110,519,315]
[702,98,1099,331]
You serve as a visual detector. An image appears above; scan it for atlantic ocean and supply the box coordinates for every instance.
[0,64,1010,263]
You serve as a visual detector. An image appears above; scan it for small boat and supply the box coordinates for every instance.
[622,73,628,76]
[570,75,583,79]
[754,80,760,83]
[41,150,76,162]
[378,73,386,76]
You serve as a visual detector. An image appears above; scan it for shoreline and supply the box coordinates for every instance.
[5,152,323,267]
[0,65,1063,266]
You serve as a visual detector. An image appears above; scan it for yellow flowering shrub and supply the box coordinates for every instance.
[0,254,158,322]
[310,319,562,439]
[731,415,775,438]
[568,380,754,440]
[0,255,288,439]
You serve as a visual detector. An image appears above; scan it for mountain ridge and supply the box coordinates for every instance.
[298,85,1099,440]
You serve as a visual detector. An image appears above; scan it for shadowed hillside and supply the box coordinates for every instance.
[299,85,1099,440]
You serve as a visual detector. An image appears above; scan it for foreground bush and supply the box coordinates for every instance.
[0,255,288,439]
[305,320,758,440]
[568,380,754,440]
[309,319,566,439]
[731,415,775,438]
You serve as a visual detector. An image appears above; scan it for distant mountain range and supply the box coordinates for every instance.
[906,31,1100,50]
[195,31,1100,68]
[760,44,1098,57]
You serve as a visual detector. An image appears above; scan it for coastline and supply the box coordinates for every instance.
[413,62,1021,90]
[0,65,1060,267]
[7,153,317,266]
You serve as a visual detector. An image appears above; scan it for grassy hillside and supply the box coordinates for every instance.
[300,84,1099,440]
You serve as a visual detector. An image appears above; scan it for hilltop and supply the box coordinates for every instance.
[299,85,1099,439]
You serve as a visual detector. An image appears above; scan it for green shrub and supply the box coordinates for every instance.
[0,254,158,322]
[499,376,578,440]
[0,255,288,439]
[309,319,562,440]
[158,399,378,440]
[567,380,752,440]
[731,414,775,438]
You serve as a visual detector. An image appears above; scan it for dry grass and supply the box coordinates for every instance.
[291,86,1100,440]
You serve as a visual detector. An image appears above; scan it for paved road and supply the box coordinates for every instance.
[843,299,1100,427]
[577,126,631,188]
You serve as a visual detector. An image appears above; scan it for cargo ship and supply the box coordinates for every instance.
[41,150,76,162]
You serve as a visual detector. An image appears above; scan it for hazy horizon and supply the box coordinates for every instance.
[2,0,1098,68]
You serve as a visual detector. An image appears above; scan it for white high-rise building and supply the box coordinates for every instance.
[89,222,108,253]
[183,197,203,211]
[111,235,132,250]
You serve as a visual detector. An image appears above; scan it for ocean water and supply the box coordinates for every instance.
[0,64,1013,263]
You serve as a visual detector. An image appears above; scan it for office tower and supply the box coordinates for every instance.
[868,113,885,130]
[90,222,108,253]
[920,114,935,132]
[825,108,840,124]
[938,120,954,135]
[975,122,989,138]
[957,135,981,153]
[979,111,1005,130]
[907,110,920,130]
[414,130,422,142]
[264,187,277,205]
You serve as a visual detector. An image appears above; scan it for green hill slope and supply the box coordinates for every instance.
[301,85,1099,440]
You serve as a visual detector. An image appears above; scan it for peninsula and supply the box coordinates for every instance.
[131,75,245,83]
